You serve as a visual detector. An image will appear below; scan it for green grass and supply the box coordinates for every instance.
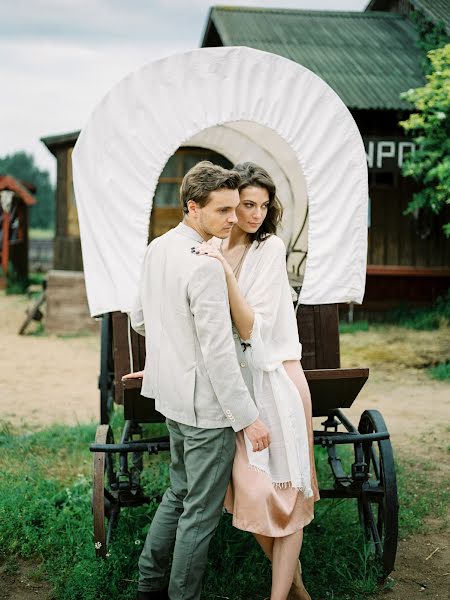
[398,457,449,534]
[385,289,450,330]
[339,320,369,334]
[339,289,450,333]
[1,267,46,296]
[56,330,93,339]
[0,416,447,600]
[4,270,27,294]
[428,362,450,381]
[24,321,46,337]
[29,272,47,287]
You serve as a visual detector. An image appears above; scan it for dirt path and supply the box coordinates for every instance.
[0,559,52,600]
[1,291,449,599]
[2,292,449,440]
[0,292,100,428]
[386,530,450,600]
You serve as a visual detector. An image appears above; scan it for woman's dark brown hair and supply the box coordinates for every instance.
[233,162,283,243]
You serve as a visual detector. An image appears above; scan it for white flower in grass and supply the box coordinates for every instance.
[106,552,111,557]
[95,541,102,549]
[135,539,141,545]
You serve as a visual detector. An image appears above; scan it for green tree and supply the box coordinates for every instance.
[410,10,449,71]
[399,44,450,236]
[0,151,55,230]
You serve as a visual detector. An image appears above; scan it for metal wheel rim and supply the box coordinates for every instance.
[358,409,399,575]
[93,424,117,558]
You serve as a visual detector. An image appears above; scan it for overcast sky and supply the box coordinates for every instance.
[1,0,368,182]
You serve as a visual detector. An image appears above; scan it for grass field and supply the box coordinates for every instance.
[1,412,449,600]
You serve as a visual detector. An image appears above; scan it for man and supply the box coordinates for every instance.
[130,161,270,600]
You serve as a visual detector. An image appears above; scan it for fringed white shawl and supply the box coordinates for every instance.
[234,234,313,498]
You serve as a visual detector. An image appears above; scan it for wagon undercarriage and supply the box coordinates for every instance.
[90,316,399,576]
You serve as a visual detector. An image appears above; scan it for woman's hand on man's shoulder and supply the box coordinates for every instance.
[192,242,233,276]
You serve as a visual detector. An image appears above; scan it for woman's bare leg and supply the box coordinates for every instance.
[253,530,305,600]
[270,530,303,600]
[252,362,314,599]
[254,533,274,560]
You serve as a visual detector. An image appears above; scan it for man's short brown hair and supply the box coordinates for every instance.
[180,160,241,214]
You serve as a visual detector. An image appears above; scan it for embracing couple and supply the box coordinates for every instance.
[127,160,319,600]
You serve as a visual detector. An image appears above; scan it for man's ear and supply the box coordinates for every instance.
[186,199,198,217]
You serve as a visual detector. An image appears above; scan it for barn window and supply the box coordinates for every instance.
[150,147,232,239]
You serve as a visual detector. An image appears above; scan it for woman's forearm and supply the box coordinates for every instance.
[225,270,254,340]
[191,241,255,339]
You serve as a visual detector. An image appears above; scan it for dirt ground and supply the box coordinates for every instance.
[0,292,100,428]
[0,560,52,600]
[1,291,449,599]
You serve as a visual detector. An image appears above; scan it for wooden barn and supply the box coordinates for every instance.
[0,175,36,291]
[201,3,450,313]
[41,2,450,322]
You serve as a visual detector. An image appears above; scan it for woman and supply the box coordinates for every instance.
[194,162,319,600]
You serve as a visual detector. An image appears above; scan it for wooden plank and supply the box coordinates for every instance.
[130,327,142,372]
[314,305,340,369]
[308,374,368,417]
[368,189,385,265]
[123,389,166,423]
[298,304,340,369]
[122,367,369,420]
[399,180,415,265]
[55,149,68,238]
[297,304,316,370]
[112,311,130,405]
[306,368,369,417]
[385,189,399,265]
[304,368,369,380]
[366,265,450,277]
[121,368,369,387]
[413,220,428,267]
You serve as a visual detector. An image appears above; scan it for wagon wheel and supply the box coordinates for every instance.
[99,314,114,424]
[92,425,119,558]
[18,291,46,335]
[357,410,399,575]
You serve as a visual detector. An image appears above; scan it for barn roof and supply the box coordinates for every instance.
[410,0,450,33]
[0,175,37,206]
[201,6,426,110]
[367,0,450,35]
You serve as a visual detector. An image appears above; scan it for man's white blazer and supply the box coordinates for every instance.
[130,222,258,431]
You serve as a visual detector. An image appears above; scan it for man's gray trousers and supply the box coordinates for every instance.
[138,418,236,599]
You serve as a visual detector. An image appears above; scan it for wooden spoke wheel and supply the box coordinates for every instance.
[357,410,399,575]
[99,314,114,425]
[92,425,119,558]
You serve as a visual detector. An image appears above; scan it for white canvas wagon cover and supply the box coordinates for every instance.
[72,46,368,317]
